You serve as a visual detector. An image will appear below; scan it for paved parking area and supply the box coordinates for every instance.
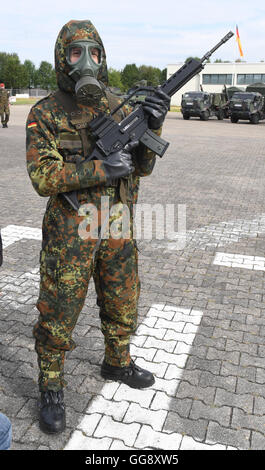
[0,105,265,450]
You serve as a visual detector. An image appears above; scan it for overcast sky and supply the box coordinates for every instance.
[1,0,265,70]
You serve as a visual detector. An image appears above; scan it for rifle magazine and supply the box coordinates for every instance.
[139,129,169,157]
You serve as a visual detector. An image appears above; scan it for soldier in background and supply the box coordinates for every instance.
[0,83,10,128]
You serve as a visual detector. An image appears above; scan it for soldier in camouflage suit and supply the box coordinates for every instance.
[26,20,170,434]
[0,83,10,128]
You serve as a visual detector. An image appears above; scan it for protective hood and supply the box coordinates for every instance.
[54,19,108,94]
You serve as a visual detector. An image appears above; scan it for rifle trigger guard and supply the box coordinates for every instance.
[139,128,169,157]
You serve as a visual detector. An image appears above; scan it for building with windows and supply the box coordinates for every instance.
[167,62,265,106]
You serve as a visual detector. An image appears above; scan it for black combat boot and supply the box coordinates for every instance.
[101,359,155,389]
[38,390,66,434]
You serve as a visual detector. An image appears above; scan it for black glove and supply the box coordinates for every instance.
[102,141,138,180]
[142,89,170,130]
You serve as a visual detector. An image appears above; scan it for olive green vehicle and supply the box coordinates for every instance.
[181,91,229,121]
[127,80,151,104]
[108,86,128,100]
[225,86,245,99]
[229,83,265,124]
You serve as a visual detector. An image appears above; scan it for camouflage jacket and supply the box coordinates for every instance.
[26,20,161,212]
[0,90,9,111]
[26,92,160,206]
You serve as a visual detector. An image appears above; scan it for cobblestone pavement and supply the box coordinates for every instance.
[0,106,265,450]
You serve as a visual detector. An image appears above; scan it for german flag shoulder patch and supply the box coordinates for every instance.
[27,122,37,129]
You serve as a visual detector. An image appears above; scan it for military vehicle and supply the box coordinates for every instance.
[247,82,265,97]
[108,86,128,99]
[225,86,245,99]
[181,91,228,120]
[211,92,230,119]
[229,83,265,124]
[127,80,152,105]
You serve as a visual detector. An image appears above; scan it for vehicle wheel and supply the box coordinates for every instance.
[200,111,209,121]
[183,113,190,120]
[250,114,259,124]
[217,109,224,120]
[231,116,238,123]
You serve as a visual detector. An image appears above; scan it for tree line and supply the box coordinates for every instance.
[109,64,167,91]
[0,52,56,90]
[0,52,167,91]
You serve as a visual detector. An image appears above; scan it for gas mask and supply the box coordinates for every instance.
[66,39,104,105]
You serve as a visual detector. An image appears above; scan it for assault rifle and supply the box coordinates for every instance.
[63,31,234,210]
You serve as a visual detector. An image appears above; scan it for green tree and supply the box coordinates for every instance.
[36,61,57,90]
[121,64,140,90]
[1,53,23,88]
[17,63,28,88]
[23,60,37,87]
[138,65,162,86]
[108,68,125,91]
[0,53,32,88]
[0,52,8,80]
[160,68,167,83]
[214,59,231,63]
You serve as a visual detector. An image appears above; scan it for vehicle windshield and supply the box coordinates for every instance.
[232,93,255,100]
[183,93,204,99]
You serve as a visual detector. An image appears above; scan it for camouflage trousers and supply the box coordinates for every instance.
[33,236,140,392]
[0,110,9,126]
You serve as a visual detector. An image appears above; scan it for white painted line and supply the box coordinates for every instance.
[213,252,265,271]
[0,225,41,307]
[64,304,203,450]
[1,225,42,248]
[164,212,265,251]
[0,225,240,449]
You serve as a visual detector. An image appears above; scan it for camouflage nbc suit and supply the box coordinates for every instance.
[0,88,9,127]
[26,20,162,392]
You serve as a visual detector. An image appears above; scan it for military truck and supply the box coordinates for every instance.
[181,91,228,120]
[225,86,245,99]
[211,92,230,119]
[229,83,265,124]
[127,80,151,104]
[108,86,128,99]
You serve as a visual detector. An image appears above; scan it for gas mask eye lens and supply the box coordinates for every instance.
[69,47,82,64]
[90,47,101,64]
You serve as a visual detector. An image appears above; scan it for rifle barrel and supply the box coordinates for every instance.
[201,31,234,63]
[161,30,234,97]
[112,31,235,112]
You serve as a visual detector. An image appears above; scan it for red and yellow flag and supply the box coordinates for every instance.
[236,25,243,57]
[27,122,37,129]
